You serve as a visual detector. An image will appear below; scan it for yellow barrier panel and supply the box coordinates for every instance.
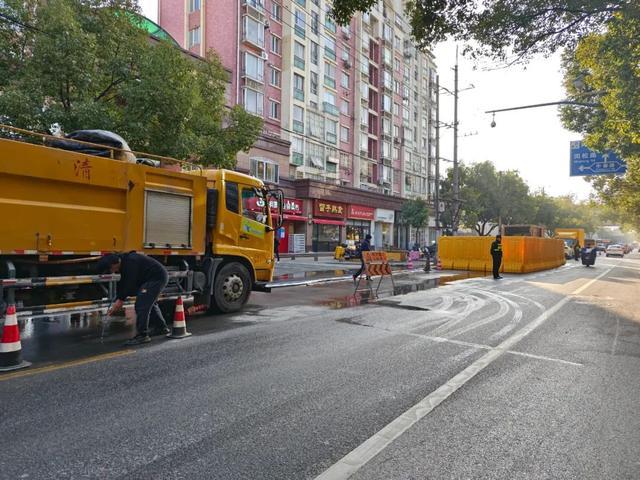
[438,236,565,274]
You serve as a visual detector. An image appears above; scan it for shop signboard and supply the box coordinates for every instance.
[375,208,395,223]
[314,199,346,218]
[348,204,375,220]
[255,197,303,214]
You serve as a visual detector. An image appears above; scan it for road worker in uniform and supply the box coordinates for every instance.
[97,252,170,345]
[490,234,503,280]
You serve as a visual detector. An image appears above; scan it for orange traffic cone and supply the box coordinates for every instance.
[167,297,192,339]
[0,304,31,372]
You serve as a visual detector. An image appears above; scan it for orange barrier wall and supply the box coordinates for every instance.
[438,236,565,273]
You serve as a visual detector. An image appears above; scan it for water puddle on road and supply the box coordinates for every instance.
[272,270,353,282]
[321,271,488,310]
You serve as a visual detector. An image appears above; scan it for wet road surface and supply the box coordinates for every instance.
[1,255,640,479]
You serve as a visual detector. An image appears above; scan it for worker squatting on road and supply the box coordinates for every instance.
[490,235,503,280]
[97,252,170,346]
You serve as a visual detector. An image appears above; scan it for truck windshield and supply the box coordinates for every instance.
[241,187,269,225]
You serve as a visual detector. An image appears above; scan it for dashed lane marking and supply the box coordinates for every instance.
[315,265,614,480]
[0,350,135,382]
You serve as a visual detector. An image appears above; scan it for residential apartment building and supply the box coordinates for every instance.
[157,0,438,252]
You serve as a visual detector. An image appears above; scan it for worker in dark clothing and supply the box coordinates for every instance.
[274,235,280,262]
[353,234,372,283]
[490,235,503,279]
[574,243,581,261]
[97,252,170,345]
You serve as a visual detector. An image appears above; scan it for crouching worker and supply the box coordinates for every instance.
[97,253,170,345]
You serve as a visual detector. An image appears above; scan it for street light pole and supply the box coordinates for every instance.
[452,47,459,235]
[435,74,440,237]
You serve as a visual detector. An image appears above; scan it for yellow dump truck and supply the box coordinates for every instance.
[555,228,586,259]
[0,127,282,318]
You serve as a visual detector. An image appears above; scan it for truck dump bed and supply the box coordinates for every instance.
[0,138,206,256]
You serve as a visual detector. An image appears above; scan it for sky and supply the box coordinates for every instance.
[140,1,593,200]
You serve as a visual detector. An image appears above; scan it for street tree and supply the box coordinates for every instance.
[560,10,640,231]
[330,0,634,62]
[400,198,430,241]
[0,0,262,168]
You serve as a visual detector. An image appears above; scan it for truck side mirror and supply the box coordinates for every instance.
[206,189,218,228]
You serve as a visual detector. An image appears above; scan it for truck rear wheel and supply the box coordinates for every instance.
[211,262,251,313]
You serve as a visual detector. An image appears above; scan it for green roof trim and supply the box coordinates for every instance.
[128,12,180,47]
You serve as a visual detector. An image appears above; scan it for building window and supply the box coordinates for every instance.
[242,88,263,116]
[270,67,281,87]
[382,94,391,112]
[310,72,318,95]
[310,41,319,65]
[393,102,400,116]
[293,73,305,101]
[341,72,350,89]
[188,27,201,48]
[324,61,336,89]
[293,105,304,133]
[251,158,279,183]
[394,57,400,71]
[243,52,264,83]
[340,99,349,115]
[271,2,282,21]
[324,9,337,33]
[188,0,200,13]
[324,36,336,61]
[243,16,265,48]
[269,100,280,119]
[308,111,324,137]
[340,125,349,143]
[311,11,319,34]
[326,119,337,144]
[294,41,305,69]
[270,35,281,55]
[294,9,306,38]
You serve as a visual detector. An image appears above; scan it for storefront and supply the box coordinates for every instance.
[346,204,374,250]
[312,200,346,252]
[374,208,395,250]
[279,198,305,254]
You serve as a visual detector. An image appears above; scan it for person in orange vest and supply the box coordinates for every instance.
[490,234,503,279]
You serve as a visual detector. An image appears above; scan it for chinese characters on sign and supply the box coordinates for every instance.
[314,200,346,218]
[569,141,626,176]
[74,159,92,180]
[347,205,375,220]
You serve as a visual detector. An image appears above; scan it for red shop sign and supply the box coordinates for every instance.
[314,199,346,218]
[282,198,303,215]
[348,204,375,220]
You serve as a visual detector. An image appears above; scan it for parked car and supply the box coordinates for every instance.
[605,244,625,257]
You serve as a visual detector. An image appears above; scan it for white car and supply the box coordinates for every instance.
[605,244,625,257]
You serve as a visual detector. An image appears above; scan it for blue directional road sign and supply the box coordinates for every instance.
[570,141,626,176]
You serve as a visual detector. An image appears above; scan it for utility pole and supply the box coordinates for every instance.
[434,74,440,237]
[452,46,459,235]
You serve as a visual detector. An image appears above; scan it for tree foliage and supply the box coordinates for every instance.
[400,198,430,234]
[0,0,262,167]
[331,0,635,62]
[560,10,640,231]
[439,162,612,236]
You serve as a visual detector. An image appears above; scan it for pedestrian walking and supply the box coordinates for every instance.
[274,235,280,262]
[353,234,372,283]
[490,234,503,279]
[97,252,170,345]
[574,243,581,262]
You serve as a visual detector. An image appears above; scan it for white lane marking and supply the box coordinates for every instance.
[315,265,614,480]
[611,317,620,356]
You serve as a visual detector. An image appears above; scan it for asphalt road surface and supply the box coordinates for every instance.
[1,254,639,479]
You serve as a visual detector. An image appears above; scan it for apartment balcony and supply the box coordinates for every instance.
[294,55,305,70]
[242,0,265,21]
[294,88,305,101]
[291,152,304,166]
[323,102,340,117]
[293,120,304,134]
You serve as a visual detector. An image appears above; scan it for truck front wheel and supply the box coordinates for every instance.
[211,262,251,313]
